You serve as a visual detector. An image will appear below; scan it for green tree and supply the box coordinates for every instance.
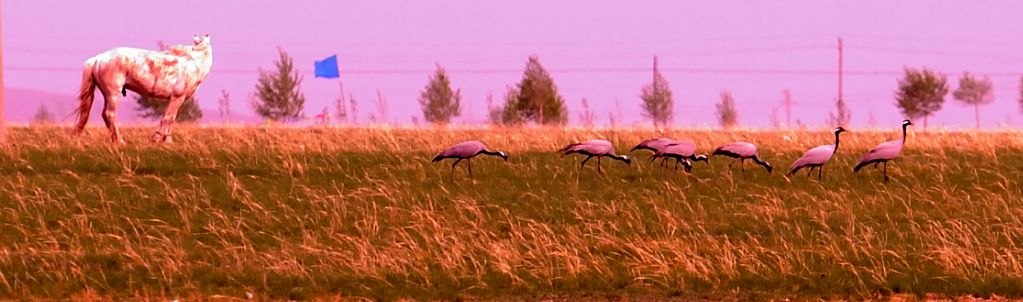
[253,48,305,122]
[418,64,462,124]
[32,103,54,125]
[827,97,851,127]
[217,89,231,122]
[1019,75,1023,115]
[716,90,738,129]
[895,67,948,129]
[492,86,524,125]
[639,56,673,128]
[952,72,994,129]
[498,56,567,125]
[577,98,596,128]
[485,92,503,125]
[135,94,203,122]
[1014,75,1023,114]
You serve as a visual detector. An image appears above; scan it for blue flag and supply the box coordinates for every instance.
[314,55,340,79]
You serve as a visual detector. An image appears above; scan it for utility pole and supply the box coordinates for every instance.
[781,89,794,128]
[838,37,844,104]
[0,0,7,144]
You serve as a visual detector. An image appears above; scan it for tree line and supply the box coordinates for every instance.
[35,47,1023,129]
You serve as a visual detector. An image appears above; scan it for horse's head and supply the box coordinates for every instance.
[192,34,211,48]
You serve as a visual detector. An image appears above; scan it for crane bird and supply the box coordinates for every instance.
[651,140,710,173]
[712,142,773,173]
[854,119,913,183]
[560,139,631,174]
[631,137,680,170]
[432,140,508,181]
[788,127,847,180]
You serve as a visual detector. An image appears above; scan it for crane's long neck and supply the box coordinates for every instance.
[751,155,771,172]
[478,149,505,159]
[832,131,843,155]
[901,124,908,145]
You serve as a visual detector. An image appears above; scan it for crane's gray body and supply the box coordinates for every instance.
[713,142,773,173]
[789,127,846,179]
[854,120,912,183]
[433,140,508,181]
[560,139,631,174]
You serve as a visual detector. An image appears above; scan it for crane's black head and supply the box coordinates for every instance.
[902,119,913,127]
[620,155,632,166]
[763,161,774,173]
[834,126,847,134]
[694,154,709,163]
[498,151,509,162]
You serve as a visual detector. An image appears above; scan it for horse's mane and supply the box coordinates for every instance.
[162,45,193,57]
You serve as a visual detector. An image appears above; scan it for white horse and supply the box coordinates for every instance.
[73,34,213,143]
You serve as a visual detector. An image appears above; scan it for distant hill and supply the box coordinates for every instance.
[2,87,264,125]
[3,87,80,124]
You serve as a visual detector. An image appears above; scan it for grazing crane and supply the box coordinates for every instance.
[854,120,913,183]
[432,140,508,181]
[631,137,680,170]
[788,127,847,180]
[560,139,631,174]
[712,142,773,173]
[651,140,710,173]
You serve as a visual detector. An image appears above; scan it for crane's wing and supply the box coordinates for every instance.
[663,141,697,157]
[854,140,903,171]
[714,142,756,157]
[789,145,835,172]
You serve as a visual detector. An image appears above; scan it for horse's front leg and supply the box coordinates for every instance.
[153,96,187,143]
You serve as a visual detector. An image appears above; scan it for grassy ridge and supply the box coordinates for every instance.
[0,126,1022,300]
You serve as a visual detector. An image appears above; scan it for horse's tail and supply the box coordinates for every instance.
[70,58,98,134]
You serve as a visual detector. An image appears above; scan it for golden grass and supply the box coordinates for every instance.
[0,125,1021,301]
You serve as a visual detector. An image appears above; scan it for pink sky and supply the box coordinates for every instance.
[4,0,1023,128]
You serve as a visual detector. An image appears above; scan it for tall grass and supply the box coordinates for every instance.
[0,126,1021,300]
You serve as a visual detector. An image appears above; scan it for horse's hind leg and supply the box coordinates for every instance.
[153,96,186,143]
[100,92,125,144]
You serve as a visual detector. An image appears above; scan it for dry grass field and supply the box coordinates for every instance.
[0,125,1022,301]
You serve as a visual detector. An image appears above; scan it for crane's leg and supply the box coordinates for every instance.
[806,166,813,177]
[597,156,603,174]
[467,159,473,180]
[581,156,593,167]
[818,166,823,180]
[741,159,746,174]
[883,161,889,183]
[451,158,462,181]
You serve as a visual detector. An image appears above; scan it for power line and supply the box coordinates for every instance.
[8,65,1020,77]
